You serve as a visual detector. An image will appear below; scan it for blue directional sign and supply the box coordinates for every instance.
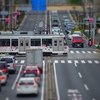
[31,0,46,11]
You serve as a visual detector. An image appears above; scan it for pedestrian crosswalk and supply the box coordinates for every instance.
[15,59,100,64]
[69,50,98,54]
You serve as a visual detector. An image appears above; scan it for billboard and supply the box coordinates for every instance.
[31,0,46,11]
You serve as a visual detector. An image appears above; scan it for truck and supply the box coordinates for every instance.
[26,48,43,73]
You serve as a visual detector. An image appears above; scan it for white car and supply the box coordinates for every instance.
[68,33,80,40]
[73,31,82,36]
[16,77,39,97]
[0,70,7,85]
[52,27,60,34]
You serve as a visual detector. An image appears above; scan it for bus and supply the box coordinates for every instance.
[0,31,69,55]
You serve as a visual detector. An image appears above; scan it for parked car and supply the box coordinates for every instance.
[16,77,39,97]
[0,70,7,85]
[0,61,9,77]
[0,56,16,73]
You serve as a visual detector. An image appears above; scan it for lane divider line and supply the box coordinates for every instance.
[84,84,89,91]
[11,65,23,90]
[78,72,82,78]
[5,97,9,100]
[53,63,60,100]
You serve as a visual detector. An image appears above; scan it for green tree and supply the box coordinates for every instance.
[70,0,82,4]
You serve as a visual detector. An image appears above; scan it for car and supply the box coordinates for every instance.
[63,19,70,27]
[71,36,84,48]
[52,27,60,34]
[63,16,68,20]
[73,31,82,36]
[65,26,73,34]
[16,77,39,97]
[0,56,16,73]
[23,66,40,77]
[21,73,41,87]
[0,61,9,77]
[0,70,7,85]
[68,33,80,40]
[52,19,59,27]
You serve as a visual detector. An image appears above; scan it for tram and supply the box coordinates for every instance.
[0,31,69,55]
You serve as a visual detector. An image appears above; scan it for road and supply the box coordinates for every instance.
[0,10,100,100]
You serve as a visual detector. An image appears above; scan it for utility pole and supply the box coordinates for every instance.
[10,0,12,31]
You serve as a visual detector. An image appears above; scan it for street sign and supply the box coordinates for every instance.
[0,11,9,15]
[31,0,46,11]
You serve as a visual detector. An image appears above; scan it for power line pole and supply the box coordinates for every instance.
[10,0,12,31]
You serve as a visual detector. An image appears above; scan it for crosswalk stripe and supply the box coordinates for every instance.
[67,60,72,63]
[76,51,80,53]
[93,51,97,54]
[81,60,86,63]
[54,60,58,63]
[70,51,74,53]
[15,60,18,64]
[87,51,91,53]
[20,60,25,64]
[74,60,79,63]
[94,60,99,64]
[81,51,86,53]
[61,60,65,63]
[87,60,92,63]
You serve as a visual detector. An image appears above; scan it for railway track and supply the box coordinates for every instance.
[44,57,57,100]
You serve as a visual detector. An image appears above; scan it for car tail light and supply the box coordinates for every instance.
[24,70,26,73]
[12,63,15,67]
[35,78,39,82]
[0,76,5,80]
[3,68,7,73]
[24,82,28,85]
[37,70,40,76]
[17,83,20,88]
[33,83,37,88]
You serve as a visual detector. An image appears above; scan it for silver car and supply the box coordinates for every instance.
[0,56,16,73]
[16,77,39,97]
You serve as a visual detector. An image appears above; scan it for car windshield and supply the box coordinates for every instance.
[19,79,33,84]
[0,63,5,68]
[23,73,37,77]
[74,37,82,40]
[1,58,13,63]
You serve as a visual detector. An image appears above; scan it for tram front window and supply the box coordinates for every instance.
[11,39,18,46]
[42,39,52,46]
[0,39,10,46]
[31,39,41,46]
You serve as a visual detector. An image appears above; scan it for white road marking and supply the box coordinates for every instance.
[20,60,25,64]
[81,51,86,53]
[74,62,77,67]
[5,97,9,100]
[34,30,35,31]
[61,60,65,63]
[54,60,58,63]
[87,51,91,53]
[92,98,96,100]
[15,60,18,64]
[94,60,99,64]
[78,72,82,78]
[88,60,92,64]
[74,60,79,63]
[41,60,45,100]
[81,60,86,63]
[67,60,72,63]
[93,51,97,54]
[35,27,36,28]
[70,51,74,53]
[84,84,89,90]
[53,63,60,100]
[11,65,23,90]
[76,51,80,53]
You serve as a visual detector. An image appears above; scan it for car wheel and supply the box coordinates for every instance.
[16,94,20,97]
[3,80,7,86]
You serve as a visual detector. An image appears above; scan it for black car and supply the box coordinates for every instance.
[0,61,9,77]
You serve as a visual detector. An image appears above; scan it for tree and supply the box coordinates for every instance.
[70,0,82,4]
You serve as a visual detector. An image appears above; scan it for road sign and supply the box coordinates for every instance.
[89,18,93,23]
[31,0,46,11]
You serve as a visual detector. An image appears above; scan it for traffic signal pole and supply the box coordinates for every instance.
[10,0,12,31]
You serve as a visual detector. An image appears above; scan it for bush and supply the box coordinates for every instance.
[70,0,82,4]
